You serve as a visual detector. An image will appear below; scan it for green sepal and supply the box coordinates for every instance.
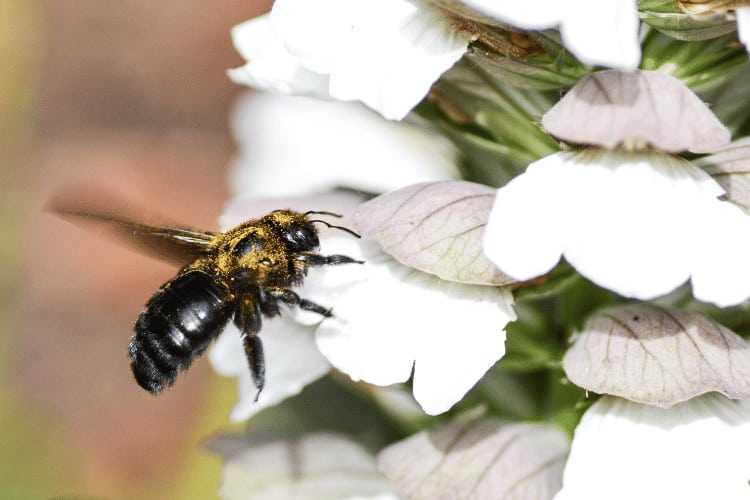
[465,41,589,91]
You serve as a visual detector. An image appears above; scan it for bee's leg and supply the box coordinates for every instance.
[297,252,364,267]
[234,297,265,401]
[264,287,333,318]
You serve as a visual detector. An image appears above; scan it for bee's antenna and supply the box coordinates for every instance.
[304,210,343,218]
[308,219,361,239]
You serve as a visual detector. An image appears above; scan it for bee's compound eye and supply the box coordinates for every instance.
[285,223,319,251]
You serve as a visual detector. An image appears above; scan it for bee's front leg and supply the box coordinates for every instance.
[263,287,333,318]
[296,252,364,267]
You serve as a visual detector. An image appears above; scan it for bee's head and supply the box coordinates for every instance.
[263,210,320,253]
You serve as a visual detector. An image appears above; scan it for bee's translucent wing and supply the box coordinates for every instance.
[48,189,218,266]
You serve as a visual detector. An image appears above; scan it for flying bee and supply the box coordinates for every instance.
[50,197,362,399]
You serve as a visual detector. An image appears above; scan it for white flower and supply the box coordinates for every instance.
[462,0,641,70]
[228,92,460,199]
[555,394,750,500]
[483,150,750,307]
[230,0,473,120]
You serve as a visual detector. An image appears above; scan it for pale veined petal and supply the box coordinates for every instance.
[563,304,750,407]
[379,418,569,499]
[541,70,731,153]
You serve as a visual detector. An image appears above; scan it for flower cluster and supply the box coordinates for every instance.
[208,1,750,498]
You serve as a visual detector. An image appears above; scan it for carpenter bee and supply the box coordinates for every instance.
[50,197,362,398]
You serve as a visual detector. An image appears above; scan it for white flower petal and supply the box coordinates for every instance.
[463,0,641,70]
[556,395,750,500]
[690,200,750,306]
[228,15,330,97]
[316,253,515,415]
[485,150,750,305]
[737,7,750,53]
[270,0,472,119]
[209,320,330,422]
[483,155,572,281]
[561,155,696,299]
[228,92,460,198]
[557,0,641,71]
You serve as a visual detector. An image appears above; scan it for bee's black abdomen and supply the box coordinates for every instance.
[130,269,234,393]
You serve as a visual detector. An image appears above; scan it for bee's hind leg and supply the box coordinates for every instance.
[234,298,265,400]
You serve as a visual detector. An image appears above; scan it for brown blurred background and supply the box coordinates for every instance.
[3,1,272,498]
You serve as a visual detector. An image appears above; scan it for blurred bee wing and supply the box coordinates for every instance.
[47,190,217,266]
